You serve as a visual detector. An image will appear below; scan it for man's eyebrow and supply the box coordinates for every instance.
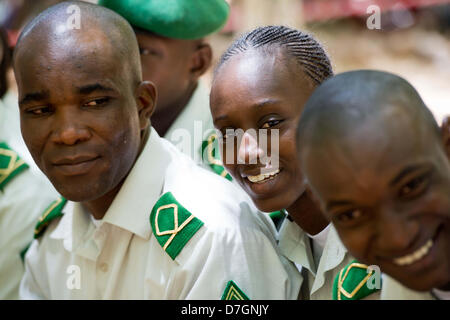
[19,91,50,105]
[389,164,431,186]
[76,83,116,95]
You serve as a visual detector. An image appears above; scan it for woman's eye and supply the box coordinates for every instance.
[336,209,363,223]
[399,174,429,199]
[261,120,281,129]
[84,97,110,107]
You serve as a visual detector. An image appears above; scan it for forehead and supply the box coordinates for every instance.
[211,49,314,110]
[15,27,126,94]
[303,107,446,197]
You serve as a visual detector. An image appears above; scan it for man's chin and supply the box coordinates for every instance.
[52,183,105,203]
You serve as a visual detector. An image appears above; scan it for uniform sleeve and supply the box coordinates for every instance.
[0,169,57,299]
[164,224,302,300]
[19,240,48,300]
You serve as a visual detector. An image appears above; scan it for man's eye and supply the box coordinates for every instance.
[261,120,281,129]
[26,106,51,115]
[84,97,110,107]
[336,209,363,223]
[399,174,430,199]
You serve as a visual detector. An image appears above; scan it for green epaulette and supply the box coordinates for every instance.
[0,142,29,190]
[34,197,67,239]
[333,259,381,300]
[201,132,232,181]
[221,280,250,300]
[150,192,204,260]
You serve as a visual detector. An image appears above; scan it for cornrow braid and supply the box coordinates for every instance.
[216,25,333,85]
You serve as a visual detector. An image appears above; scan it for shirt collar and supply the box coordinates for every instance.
[164,80,211,139]
[278,218,316,275]
[278,217,349,293]
[102,128,170,239]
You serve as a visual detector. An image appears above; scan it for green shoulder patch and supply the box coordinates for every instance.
[150,192,204,260]
[201,132,232,181]
[0,142,29,190]
[221,280,250,300]
[34,197,67,239]
[333,259,381,300]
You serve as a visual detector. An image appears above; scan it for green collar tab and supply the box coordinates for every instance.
[34,197,67,239]
[221,280,250,300]
[99,0,230,40]
[333,259,381,300]
[150,192,204,260]
[0,142,29,190]
[201,132,232,181]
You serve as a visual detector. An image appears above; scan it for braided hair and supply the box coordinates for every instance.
[215,25,333,86]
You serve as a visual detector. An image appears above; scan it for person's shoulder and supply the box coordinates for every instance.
[164,150,269,229]
[33,197,69,241]
[0,141,30,191]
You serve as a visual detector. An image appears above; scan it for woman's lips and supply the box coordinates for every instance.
[242,168,283,196]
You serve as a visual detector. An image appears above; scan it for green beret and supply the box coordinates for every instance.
[99,0,230,40]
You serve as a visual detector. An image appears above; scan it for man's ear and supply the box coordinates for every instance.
[189,42,212,80]
[442,116,450,160]
[135,81,157,131]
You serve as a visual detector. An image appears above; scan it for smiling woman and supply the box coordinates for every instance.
[208,26,374,300]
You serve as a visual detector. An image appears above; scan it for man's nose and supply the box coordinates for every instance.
[51,108,91,145]
[237,131,264,165]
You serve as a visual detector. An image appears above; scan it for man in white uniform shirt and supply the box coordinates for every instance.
[15,1,300,300]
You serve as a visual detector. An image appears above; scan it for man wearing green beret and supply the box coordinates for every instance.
[99,0,230,175]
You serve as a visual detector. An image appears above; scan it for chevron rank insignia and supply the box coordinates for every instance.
[150,192,204,260]
[333,259,381,300]
[34,197,67,239]
[0,142,29,190]
[221,280,250,300]
[201,132,232,181]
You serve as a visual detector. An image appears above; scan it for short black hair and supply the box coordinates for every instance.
[297,70,442,153]
[215,25,333,85]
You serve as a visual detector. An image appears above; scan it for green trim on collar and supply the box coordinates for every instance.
[201,132,232,181]
[333,259,381,300]
[221,280,250,300]
[150,192,204,260]
[34,197,67,239]
[0,142,29,190]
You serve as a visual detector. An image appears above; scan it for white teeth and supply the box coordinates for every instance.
[247,169,280,183]
[393,239,433,266]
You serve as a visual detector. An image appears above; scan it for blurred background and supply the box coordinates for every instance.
[210,0,450,125]
[0,0,448,124]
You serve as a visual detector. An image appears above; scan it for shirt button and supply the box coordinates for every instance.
[99,262,108,273]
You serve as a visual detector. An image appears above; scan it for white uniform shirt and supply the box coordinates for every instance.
[381,276,438,300]
[0,91,34,169]
[20,128,301,299]
[279,218,380,300]
[0,166,57,299]
[164,81,214,169]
